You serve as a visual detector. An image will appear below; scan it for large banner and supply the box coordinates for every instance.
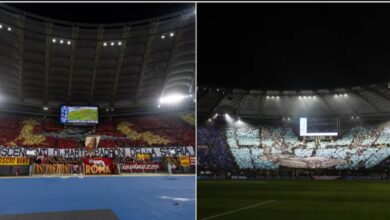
[120,162,162,173]
[0,157,30,166]
[0,146,195,158]
[82,157,114,175]
[33,164,80,175]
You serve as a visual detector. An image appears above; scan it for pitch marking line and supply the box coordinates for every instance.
[200,200,276,220]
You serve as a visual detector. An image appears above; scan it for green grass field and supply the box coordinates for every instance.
[198,180,390,220]
[68,108,98,121]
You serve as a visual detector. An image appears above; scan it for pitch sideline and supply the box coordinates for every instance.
[200,200,276,220]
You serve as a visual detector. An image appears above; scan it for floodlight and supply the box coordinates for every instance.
[111,42,115,46]
[170,32,174,37]
[52,38,56,43]
[159,93,186,104]
[7,27,11,31]
[0,24,2,29]
[118,41,122,46]
[67,41,71,45]
[161,35,165,39]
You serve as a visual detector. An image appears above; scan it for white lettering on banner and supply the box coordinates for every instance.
[0,146,195,158]
[121,164,161,170]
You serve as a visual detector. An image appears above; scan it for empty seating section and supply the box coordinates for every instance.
[0,115,194,148]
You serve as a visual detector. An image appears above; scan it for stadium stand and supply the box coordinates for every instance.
[0,115,194,148]
[198,86,390,174]
[198,121,390,172]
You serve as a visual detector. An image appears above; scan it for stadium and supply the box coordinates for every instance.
[0,3,195,220]
[197,3,390,220]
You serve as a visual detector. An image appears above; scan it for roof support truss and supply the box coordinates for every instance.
[352,91,382,114]
[18,15,25,102]
[135,23,157,103]
[44,22,53,105]
[110,26,130,106]
[160,16,184,98]
[67,26,78,104]
[89,27,104,103]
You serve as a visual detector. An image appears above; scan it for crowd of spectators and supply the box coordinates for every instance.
[0,115,194,149]
[199,120,390,172]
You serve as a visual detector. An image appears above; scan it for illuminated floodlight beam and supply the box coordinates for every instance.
[159,93,186,104]
[224,113,235,124]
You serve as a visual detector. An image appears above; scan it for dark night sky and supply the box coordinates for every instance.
[198,3,390,90]
[6,3,194,23]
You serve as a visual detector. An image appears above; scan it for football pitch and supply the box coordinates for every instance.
[198,180,390,220]
[0,176,195,220]
[68,108,98,121]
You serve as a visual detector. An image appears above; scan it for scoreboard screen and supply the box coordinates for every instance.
[300,117,338,136]
[60,106,98,125]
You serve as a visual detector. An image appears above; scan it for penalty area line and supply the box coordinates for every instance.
[200,200,276,220]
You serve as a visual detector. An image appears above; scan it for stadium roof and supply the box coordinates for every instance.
[198,84,390,120]
[0,4,195,114]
